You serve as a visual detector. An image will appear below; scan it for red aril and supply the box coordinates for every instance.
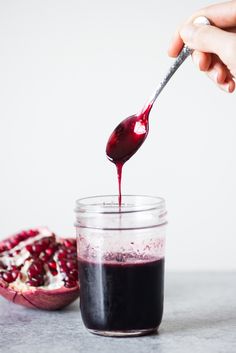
[0,227,79,310]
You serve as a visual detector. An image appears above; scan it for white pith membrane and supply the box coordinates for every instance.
[0,228,66,291]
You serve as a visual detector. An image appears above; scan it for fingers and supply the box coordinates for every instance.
[168,0,236,58]
[208,72,235,93]
[169,26,236,59]
[180,24,226,54]
[192,51,211,71]
[228,78,235,93]
[189,0,236,28]
[207,62,229,92]
[168,30,184,57]
[207,69,235,92]
[180,24,236,65]
[192,51,235,92]
[168,1,236,93]
[212,59,228,84]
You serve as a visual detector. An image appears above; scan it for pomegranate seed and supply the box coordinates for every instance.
[40,252,50,262]
[45,247,55,257]
[65,247,76,255]
[15,249,21,255]
[11,265,18,271]
[2,271,15,283]
[47,260,58,276]
[28,229,39,237]
[58,260,67,272]
[63,272,78,282]
[4,241,13,251]
[48,260,58,276]
[12,270,19,281]
[15,234,23,242]
[36,239,44,248]
[27,275,44,287]
[38,238,53,251]
[48,260,57,270]
[31,243,43,255]
[10,238,19,248]
[58,249,67,260]
[28,260,45,278]
[69,269,78,281]
[66,260,77,270]
[64,280,77,288]
[41,238,50,248]
[63,240,74,248]
[19,231,28,240]
[0,244,7,253]
[26,244,34,254]
[51,269,58,276]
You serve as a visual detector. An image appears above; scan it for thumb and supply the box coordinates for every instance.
[180,23,236,65]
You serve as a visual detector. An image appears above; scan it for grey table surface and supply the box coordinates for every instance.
[0,272,235,353]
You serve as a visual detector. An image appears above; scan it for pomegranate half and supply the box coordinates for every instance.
[0,227,79,310]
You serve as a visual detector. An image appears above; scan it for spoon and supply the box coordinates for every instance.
[106,16,210,165]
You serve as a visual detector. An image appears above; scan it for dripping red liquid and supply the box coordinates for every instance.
[116,163,123,208]
[106,103,153,207]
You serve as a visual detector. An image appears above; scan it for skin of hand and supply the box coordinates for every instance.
[168,0,236,93]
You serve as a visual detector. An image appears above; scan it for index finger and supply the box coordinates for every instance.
[168,30,184,57]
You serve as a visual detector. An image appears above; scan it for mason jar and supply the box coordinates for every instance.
[75,195,167,337]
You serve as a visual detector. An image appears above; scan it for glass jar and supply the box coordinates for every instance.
[75,195,167,337]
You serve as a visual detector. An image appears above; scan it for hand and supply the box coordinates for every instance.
[168,1,236,93]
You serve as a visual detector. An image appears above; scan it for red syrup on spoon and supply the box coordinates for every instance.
[106,102,153,206]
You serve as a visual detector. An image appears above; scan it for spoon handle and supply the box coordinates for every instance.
[149,45,192,104]
[147,16,210,107]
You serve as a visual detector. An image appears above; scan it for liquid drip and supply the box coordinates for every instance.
[116,162,123,208]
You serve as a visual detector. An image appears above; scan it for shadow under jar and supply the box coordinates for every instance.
[75,195,167,337]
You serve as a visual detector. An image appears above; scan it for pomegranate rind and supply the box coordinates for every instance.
[0,281,79,310]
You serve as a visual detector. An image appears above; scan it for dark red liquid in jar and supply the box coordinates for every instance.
[78,255,164,332]
[106,103,153,206]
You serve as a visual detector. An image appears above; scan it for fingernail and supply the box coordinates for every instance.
[218,82,230,93]
[223,85,230,93]
[193,16,210,26]
[228,80,235,93]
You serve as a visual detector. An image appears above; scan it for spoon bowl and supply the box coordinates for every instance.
[106,103,152,164]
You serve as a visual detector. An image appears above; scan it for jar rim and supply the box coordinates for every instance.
[75,194,166,214]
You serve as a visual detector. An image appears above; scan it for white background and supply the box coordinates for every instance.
[0,0,235,271]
